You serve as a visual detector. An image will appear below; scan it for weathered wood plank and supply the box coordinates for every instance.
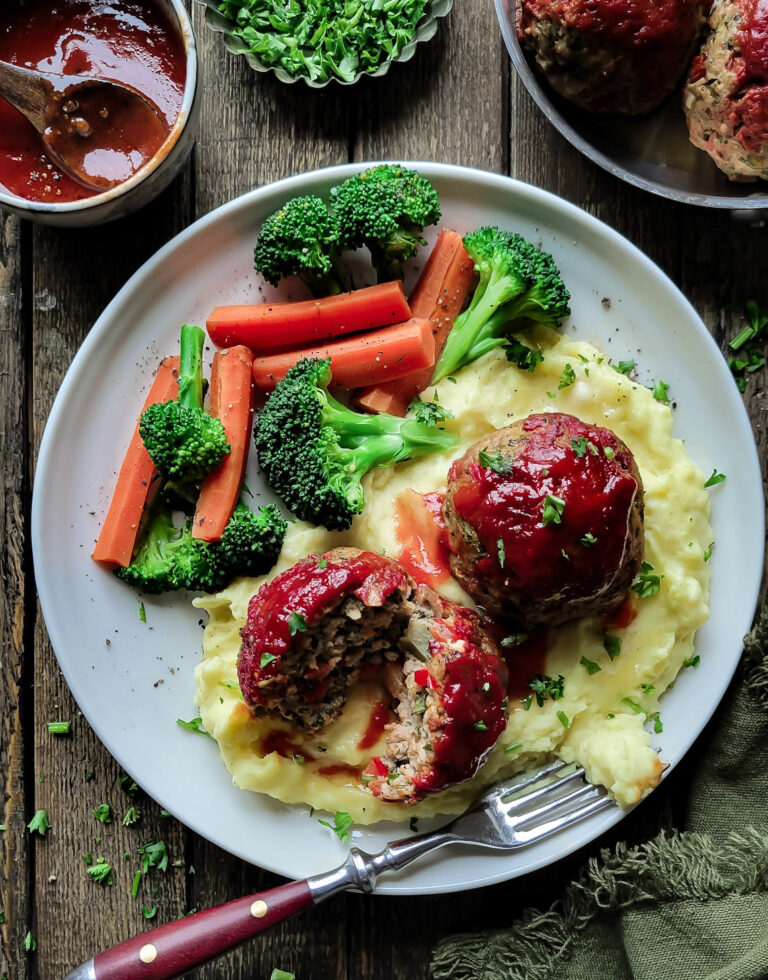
[29,174,195,978]
[0,213,31,979]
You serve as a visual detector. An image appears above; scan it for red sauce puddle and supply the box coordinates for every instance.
[606,594,637,630]
[357,699,390,750]
[318,764,360,779]
[0,0,186,202]
[394,489,451,588]
[260,730,315,763]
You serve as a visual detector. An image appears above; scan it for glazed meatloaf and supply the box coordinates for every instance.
[238,548,508,802]
[684,0,768,180]
[517,0,704,115]
[444,413,644,626]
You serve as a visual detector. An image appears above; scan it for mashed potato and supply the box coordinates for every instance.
[194,328,711,822]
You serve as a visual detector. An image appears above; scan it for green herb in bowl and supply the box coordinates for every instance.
[203,0,452,85]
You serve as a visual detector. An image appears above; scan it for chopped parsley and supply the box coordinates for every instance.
[176,717,214,740]
[318,811,354,844]
[139,601,147,624]
[142,904,158,920]
[474,721,488,731]
[478,448,512,475]
[123,806,141,827]
[260,652,277,669]
[728,301,768,392]
[580,656,601,675]
[27,809,50,836]
[542,494,565,527]
[409,394,454,427]
[412,694,427,714]
[47,721,70,735]
[614,360,635,376]
[504,338,544,373]
[704,469,726,488]
[315,557,328,569]
[93,803,112,824]
[288,610,309,636]
[652,379,670,403]
[138,838,170,874]
[482,681,490,692]
[504,741,523,754]
[631,562,664,599]
[650,712,663,734]
[556,710,570,729]
[603,446,615,460]
[24,932,35,953]
[641,683,655,696]
[497,537,506,568]
[558,364,576,389]
[270,971,296,980]
[571,437,598,458]
[527,673,565,706]
[621,697,644,714]
[704,542,714,562]
[580,532,596,548]
[683,655,701,668]
[86,862,113,885]
[501,632,527,648]
[603,635,621,661]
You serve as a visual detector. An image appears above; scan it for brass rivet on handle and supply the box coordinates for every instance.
[250,900,268,918]
[139,943,158,964]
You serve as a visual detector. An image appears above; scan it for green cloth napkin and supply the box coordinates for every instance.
[431,611,768,980]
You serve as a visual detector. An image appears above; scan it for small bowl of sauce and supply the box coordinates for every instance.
[0,0,198,225]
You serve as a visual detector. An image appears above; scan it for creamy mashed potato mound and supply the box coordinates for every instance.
[194,329,711,823]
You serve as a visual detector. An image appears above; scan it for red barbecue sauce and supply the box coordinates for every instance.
[0,0,186,202]
[394,489,451,588]
[449,413,638,605]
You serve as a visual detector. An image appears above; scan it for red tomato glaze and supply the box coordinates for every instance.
[394,489,451,588]
[449,413,639,605]
[525,0,700,46]
[0,0,186,202]
[357,699,391,750]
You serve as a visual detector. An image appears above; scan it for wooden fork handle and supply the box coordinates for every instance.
[64,879,313,980]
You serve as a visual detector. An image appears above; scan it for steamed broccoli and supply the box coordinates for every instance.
[116,502,287,595]
[253,358,459,530]
[254,195,344,297]
[139,324,230,486]
[431,226,571,383]
[330,164,441,282]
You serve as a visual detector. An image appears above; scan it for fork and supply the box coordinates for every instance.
[64,760,613,980]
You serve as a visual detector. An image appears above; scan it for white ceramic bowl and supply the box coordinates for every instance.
[0,0,199,227]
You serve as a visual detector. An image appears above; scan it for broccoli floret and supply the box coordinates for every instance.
[217,502,287,578]
[331,164,441,282]
[431,226,571,383]
[139,324,230,486]
[116,501,288,594]
[253,195,344,297]
[253,358,459,530]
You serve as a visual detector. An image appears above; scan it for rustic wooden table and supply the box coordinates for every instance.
[1,1,766,977]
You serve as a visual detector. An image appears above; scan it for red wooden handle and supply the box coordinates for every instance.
[92,879,313,980]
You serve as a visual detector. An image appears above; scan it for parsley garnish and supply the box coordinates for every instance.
[558,364,576,389]
[641,683,655,696]
[704,469,726,488]
[139,601,146,624]
[683,655,701,668]
[409,394,455,427]
[482,681,490,692]
[542,494,565,526]
[501,632,527,648]
[478,448,512,475]
[603,635,621,661]
[87,862,113,885]
[270,971,297,980]
[614,360,635,375]
[650,712,663,734]
[27,809,50,836]
[728,301,768,392]
[24,932,35,952]
[504,741,523,754]
[652,379,670,403]
[631,562,663,598]
[260,652,277,669]
[176,717,214,740]
[93,803,111,824]
[138,838,170,874]
[318,811,354,844]
[504,338,544,373]
[315,557,328,569]
[142,904,158,919]
[48,721,70,735]
[497,537,506,568]
[556,710,570,729]
[603,446,615,460]
[621,697,644,714]
[474,721,488,731]
[527,674,565,706]
[412,694,427,714]
[580,532,596,547]
[123,806,140,827]
[580,656,601,675]
[704,542,714,562]
[288,610,309,636]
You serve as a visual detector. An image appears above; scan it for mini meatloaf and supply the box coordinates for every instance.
[517,0,704,115]
[684,0,768,181]
[364,593,508,803]
[444,413,644,626]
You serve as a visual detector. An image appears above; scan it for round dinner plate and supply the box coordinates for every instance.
[32,163,764,895]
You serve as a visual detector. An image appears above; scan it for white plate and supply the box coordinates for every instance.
[32,163,764,895]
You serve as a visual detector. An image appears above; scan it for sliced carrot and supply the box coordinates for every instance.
[251,318,435,392]
[192,346,255,542]
[92,356,180,568]
[207,281,412,352]
[354,232,475,416]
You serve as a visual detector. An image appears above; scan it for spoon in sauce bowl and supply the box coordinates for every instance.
[0,59,170,191]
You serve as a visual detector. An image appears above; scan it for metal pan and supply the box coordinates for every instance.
[495,0,768,214]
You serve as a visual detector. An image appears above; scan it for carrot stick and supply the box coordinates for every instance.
[354,232,475,416]
[92,356,180,568]
[192,346,255,542]
[207,281,412,352]
[251,318,435,392]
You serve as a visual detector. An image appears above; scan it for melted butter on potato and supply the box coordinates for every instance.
[194,330,711,822]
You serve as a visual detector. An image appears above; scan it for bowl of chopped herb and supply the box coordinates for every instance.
[196,0,453,86]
